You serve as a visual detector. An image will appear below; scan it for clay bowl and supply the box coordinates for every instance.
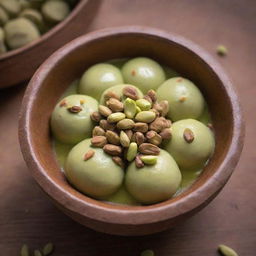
[0,0,100,89]
[19,26,244,236]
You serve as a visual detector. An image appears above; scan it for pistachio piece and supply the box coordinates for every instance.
[106,130,120,145]
[117,119,135,130]
[143,95,153,104]
[126,142,138,161]
[158,100,169,116]
[99,119,115,131]
[92,126,105,136]
[135,155,144,168]
[107,112,126,123]
[68,105,82,113]
[84,149,95,160]
[106,98,124,112]
[217,45,228,56]
[21,244,29,256]
[149,117,171,132]
[140,155,158,165]
[43,243,54,256]
[124,129,133,140]
[34,250,42,256]
[135,111,156,123]
[124,98,137,118]
[123,86,139,100]
[147,89,157,102]
[218,244,238,256]
[133,122,149,133]
[103,144,122,156]
[183,128,194,143]
[120,130,130,147]
[98,105,112,117]
[91,136,107,147]
[159,128,172,140]
[146,131,162,145]
[132,132,145,145]
[112,156,125,168]
[136,98,151,111]
[104,91,120,101]
[139,143,160,155]
[136,106,142,113]
[90,111,101,122]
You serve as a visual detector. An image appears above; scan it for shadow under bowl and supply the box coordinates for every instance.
[18,26,244,236]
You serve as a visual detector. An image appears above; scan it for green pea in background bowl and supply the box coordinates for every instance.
[18,26,244,236]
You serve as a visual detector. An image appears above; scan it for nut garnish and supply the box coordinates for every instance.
[98,105,112,117]
[106,98,124,112]
[139,143,160,155]
[135,111,156,123]
[159,128,172,140]
[120,131,130,147]
[68,105,82,113]
[123,86,139,100]
[136,99,151,111]
[21,244,29,256]
[90,111,101,122]
[183,128,194,143]
[126,142,138,161]
[104,91,120,101]
[107,112,126,123]
[59,100,67,107]
[112,156,125,168]
[132,132,145,145]
[117,119,135,130]
[92,126,105,136]
[218,244,238,256]
[84,150,95,160]
[146,131,162,145]
[103,144,122,156]
[99,120,115,131]
[106,131,120,145]
[147,89,157,102]
[91,136,107,147]
[43,243,54,256]
[149,117,171,132]
[140,155,158,165]
[133,122,149,133]
[135,155,144,168]
[124,98,137,118]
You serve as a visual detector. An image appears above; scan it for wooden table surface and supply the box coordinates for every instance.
[0,0,255,255]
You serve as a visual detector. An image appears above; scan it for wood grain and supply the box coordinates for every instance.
[0,0,255,255]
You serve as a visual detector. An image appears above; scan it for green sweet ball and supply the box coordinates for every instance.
[42,0,70,24]
[65,139,124,198]
[122,57,166,93]
[0,6,9,26]
[125,149,181,204]
[99,84,143,105]
[51,94,98,144]
[4,17,40,49]
[165,119,215,169]
[156,77,205,121]
[78,63,124,101]
[0,0,21,17]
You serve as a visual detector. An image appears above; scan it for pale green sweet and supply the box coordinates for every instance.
[4,18,40,49]
[78,63,124,100]
[125,149,181,204]
[157,77,205,121]
[0,6,9,26]
[65,139,124,198]
[41,0,70,24]
[104,185,140,206]
[19,8,44,31]
[100,84,143,105]
[122,57,166,93]
[0,0,21,17]
[51,94,98,144]
[0,27,7,54]
[165,119,215,169]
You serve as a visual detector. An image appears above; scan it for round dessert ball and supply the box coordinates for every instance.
[125,150,181,204]
[99,84,143,105]
[78,63,124,100]
[65,139,124,198]
[51,94,98,144]
[122,57,166,93]
[0,0,21,17]
[165,119,215,169]
[156,77,204,121]
[4,17,40,49]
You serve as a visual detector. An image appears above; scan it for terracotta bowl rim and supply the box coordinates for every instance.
[19,26,245,226]
[0,0,88,61]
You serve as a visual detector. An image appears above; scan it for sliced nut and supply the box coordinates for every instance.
[99,119,115,131]
[140,155,158,165]
[146,130,157,139]
[84,150,95,160]
[98,105,112,117]
[147,89,157,102]
[106,130,120,145]
[133,122,149,133]
[68,105,82,113]
[91,136,107,147]
[136,98,151,111]
[117,119,135,130]
[103,144,122,156]
[104,91,120,101]
[218,244,238,256]
[135,155,144,168]
[149,117,171,132]
[146,131,162,145]
[132,132,145,145]
[139,143,160,155]
[124,98,137,119]
[124,129,133,140]
[158,100,169,117]
[90,111,101,122]
[112,156,125,168]
[159,128,172,140]
[135,111,156,123]
[143,95,153,104]
[120,130,130,147]
[136,106,141,113]
[126,142,138,161]
[183,128,194,143]
[107,112,126,123]
[59,100,67,107]
[150,108,160,117]
[106,98,124,112]
[92,126,105,136]
[123,86,139,100]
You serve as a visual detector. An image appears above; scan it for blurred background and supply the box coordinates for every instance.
[0,0,255,255]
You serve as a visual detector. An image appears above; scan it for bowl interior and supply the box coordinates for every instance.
[26,30,235,212]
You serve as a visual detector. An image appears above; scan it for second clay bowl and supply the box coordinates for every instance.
[19,26,244,236]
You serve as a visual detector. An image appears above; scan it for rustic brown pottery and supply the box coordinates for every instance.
[0,0,101,89]
[18,26,244,236]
